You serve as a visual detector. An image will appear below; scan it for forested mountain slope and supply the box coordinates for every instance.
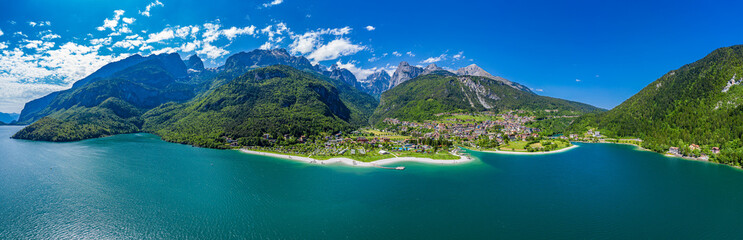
[371,73,603,123]
[568,45,743,164]
[143,66,376,148]
[13,61,195,141]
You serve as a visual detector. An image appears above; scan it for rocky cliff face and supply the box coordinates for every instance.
[326,64,361,90]
[422,63,445,75]
[223,48,316,72]
[363,70,392,97]
[389,61,424,89]
[456,64,531,92]
[184,54,205,72]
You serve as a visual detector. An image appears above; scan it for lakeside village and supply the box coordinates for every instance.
[568,129,721,161]
[236,110,577,162]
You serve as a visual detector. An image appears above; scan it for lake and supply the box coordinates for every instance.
[1,125,742,239]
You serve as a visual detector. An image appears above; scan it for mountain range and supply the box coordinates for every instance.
[0,112,19,124]
[12,47,601,146]
[370,74,602,123]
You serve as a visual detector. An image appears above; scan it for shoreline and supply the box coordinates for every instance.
[237,149,475,167]
[473,144,579,155]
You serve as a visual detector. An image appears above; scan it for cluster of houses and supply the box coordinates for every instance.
[567,129,603,141]
[381,112,541,143]
[668,144,720,161]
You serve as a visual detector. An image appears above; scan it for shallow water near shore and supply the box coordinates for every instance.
[2,125,743,239]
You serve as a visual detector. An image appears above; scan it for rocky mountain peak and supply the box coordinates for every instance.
[423,63,444,74]
[185,54,205,72]
[456,64,495,79]
[361,70,392,98]
[455,64,531,93]
[390,61,424,88]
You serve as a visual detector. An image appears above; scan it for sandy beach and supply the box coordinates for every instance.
[477,144,579,155]
[238,149,474,167]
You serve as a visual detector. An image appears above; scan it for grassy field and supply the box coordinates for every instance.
[498,141,530,151]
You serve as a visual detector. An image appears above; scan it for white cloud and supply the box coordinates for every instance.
[0,28,3,36]
[41,33,61,40]
[421,54,447,63]
[0,81,67,112]
[0,42,7,49]
[335,60,396,81]
[179,40,201,52]
[260,22,289,42]
[197,42,229,59]
[23,40,43,49]
[118,25,132,34]
[289,32,320,54]
[306,38,365,63]
[201,23,255,43]
[146,28,175,43]
[535,89,544,92]
[365,25,375,31]
[97,10,125,31]
[32,21,50,27]
[575,79,581,82]
[452,51,464,60]
[139,45,153,51]
[112,36,146,50]
[122,17,136,24]
[392,51,402,57]
[30,21,52,27]
[288,26,352,55]
[262,0,283,8]
[335,60,375,80]
[221,26,256,40]
[151,47,178,55]
[259,41,276,50]
[90,37,112,46]
[0,42,126,112]
[175,26,192,38]
[406,51,415,57]
[140,0,164,17]
[202,23,222,43]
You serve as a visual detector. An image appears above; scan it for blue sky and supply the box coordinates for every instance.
[0,0,742,112]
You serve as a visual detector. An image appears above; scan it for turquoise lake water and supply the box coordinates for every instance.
[1,125,743,239]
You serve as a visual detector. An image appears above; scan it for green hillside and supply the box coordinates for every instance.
[143,65,377,148]
[370,74,603,123]
[12,62,195,141]
[568,45,743,165]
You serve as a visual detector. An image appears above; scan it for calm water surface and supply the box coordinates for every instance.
[1,125,743,239]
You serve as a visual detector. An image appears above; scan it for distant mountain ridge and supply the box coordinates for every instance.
[0,112,19,124]
[362,70,391,97]
[13,47,601,146]
[18,48,542,123]
[17,53,190,123]
[13,49,379,143]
